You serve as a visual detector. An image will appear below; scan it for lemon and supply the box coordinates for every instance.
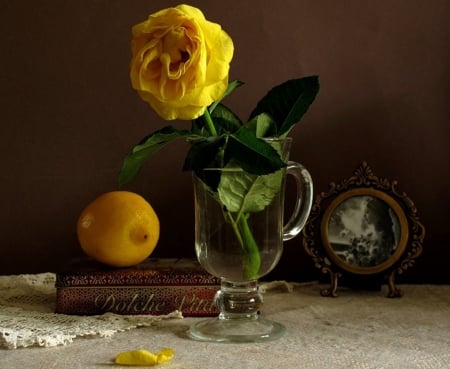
[77,191,160,267]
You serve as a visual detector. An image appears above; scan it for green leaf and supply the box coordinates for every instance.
[249,76,320,136]
[190,117,209,136]
[226,127,286,175]
[209,80,244,113]
[246,113,277,138]
[183,136,225,172]
[218,169,283,213]
[191,103,242,136]
[118,126,195,188]
[210,104,242,134]
[191,80,244,136]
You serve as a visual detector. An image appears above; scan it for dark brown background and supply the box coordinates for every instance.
[1,0,449,283]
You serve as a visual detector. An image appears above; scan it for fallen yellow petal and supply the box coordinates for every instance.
[156,348,174,364]
[114,348,174,366]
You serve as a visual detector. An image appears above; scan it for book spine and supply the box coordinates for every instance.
[56,285,220,317]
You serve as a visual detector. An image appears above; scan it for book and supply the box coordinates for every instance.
[55,258,221,317]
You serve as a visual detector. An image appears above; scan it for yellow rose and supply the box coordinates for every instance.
[130,4,234,120]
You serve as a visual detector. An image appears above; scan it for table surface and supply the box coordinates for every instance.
[1,282,450,369]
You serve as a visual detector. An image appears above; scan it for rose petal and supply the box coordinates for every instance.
[114,348,174,366]
[156,348,175,364]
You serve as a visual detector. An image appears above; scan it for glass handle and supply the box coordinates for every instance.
[283,161,313,241]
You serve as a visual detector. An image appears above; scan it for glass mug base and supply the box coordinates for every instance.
[188,280,285,343]
[188,316,286,343]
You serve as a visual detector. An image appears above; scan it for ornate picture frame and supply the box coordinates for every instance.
[302,162,425,297]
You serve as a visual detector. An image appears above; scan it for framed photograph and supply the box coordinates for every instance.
[321,187,409,275]
[303,162,425,297]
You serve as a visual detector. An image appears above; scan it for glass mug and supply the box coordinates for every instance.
[189,137,313,343]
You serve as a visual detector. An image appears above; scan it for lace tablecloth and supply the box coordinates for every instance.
[1,273,449,369]
[0,273,182,349]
